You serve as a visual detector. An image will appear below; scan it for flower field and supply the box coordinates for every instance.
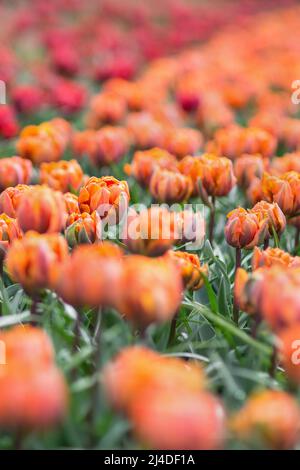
[1,0,300,451]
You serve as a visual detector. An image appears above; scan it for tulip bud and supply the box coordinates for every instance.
[234,267,264,315]
[231,390,300,449]
[0,156,32,191]
[17,186,67,234]
[78,176,130,224]
[122,207,178,257]
[55,243,123,308]
[6,231,68,294]
[130,389,226,450]
[271,152,300,175]
[39,159,84,193]
[149,168,193,203]
[126,111,165,149]
[168,250,208,291]
[65,211,102,247]
[246,177,264,205]
[116,255,183,329]
[225,207,268,249]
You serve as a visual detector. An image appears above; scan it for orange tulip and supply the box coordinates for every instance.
[102,346,206,413]
[39,159,84,193]
[197,153,236,198]
[65,211,102,246]
[88,126,130,167]
[122,207,178,257]
[130,389,226,450]
[0,214,22,258]
[234,154,265,189]
[252,247,300,270]
[168,250,208,291]
[0,156,32,191]
[246,177,264,205]
[17,186,67,234]
[0,184,30,218]
[149,168,193,203]
[162,127,203,160]
[208,125,276,160]
[225,207,268,249]
[0,325,54,367]
[63,192,79,215]
[124,147,177,188]
[250,200,286,237]
[55,243,123,308]
[271,152,300,175]
[78,176,130,223]
[0,365,68,431]
[86,91,127,128]
[72,129,97,159]
[16,119,70,166]
[262,173,294,215]
[6,231,68,294]
[231,390,300,449]
[116,255,183,329]
[126,111,165,149]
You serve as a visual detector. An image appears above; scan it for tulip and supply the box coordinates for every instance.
[63,192,80,215]
[0,184,31,218]
[39,159,84,193]
[246,177,264,205]
[51,79,86,114]
[86,91,127,127]
[6,231,68,295]
[262,173,294,215]
[55,243,123,308]
[0,214,22,263]
[122,207,178,257]
[12,85,44,115]
[250,200,286,242]
[231,390,300,449]
[162,128,203,160]
[225,208,268,250]
[16,119,70,165]
[102,346,206,413]
[173,210,206,249]
[17,186,67,234]
[126,111,165,149]
[124,147,177,188]
[149,168,193,203]
[234,154,265,189]
[270,152,300,175]
[252,247,300,270]
[0,365,68,431]
[72,129,97,159]
[0,156,32,191]
[88,126,130,167]
[167,250,208,291]
[234,267,265,316]
[116,255,183,330]
[0,325,54,367]
[65,211,102,247]
[78,176,130,224]
[209,125,277,160]
[130,389,226,450]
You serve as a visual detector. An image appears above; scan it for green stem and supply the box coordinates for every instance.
[183,301,272,356]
